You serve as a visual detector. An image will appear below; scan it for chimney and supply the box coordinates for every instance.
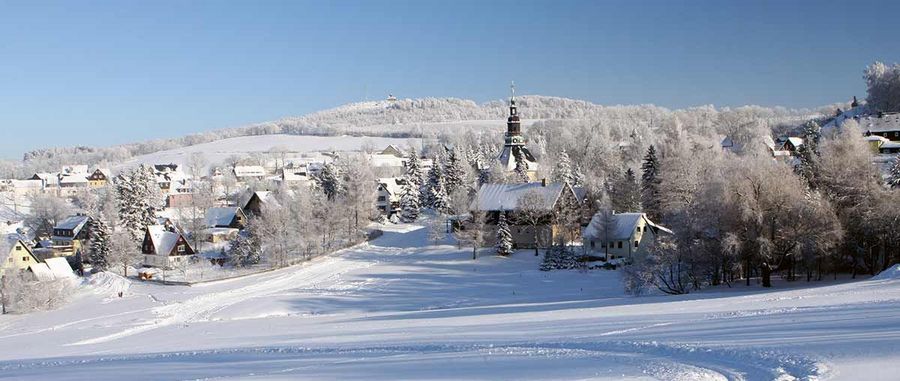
[541,178,547,187]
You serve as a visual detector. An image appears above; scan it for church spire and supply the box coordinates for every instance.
[506,81,521,141]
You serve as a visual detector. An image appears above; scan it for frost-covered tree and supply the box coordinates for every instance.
[640,145,661,221]
[24,193,72,238]
[610,168,641,212]
[495,212,513,256]
[88,217,111,272]
[116,165,161,244]
[424,154,447,209]
[888,154,900,189]
[864,61,900,112]
[315,162,344,201]
[431,179,450,214]
[514,151,530,183]
[516,190,550,256]
[444,147,466,191]
[552,149,576,185]
[405,148,425,190]
[227,232,261,267]
[400,178,421,222]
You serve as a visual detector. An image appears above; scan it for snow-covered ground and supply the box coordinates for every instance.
[2,223,899,380]
[117,134,424,171]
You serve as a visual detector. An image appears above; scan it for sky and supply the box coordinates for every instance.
[1,0,900,159]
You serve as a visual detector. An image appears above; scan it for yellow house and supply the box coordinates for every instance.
[0,237,40,277]
[582,212,672,261]
[87,168,110,188]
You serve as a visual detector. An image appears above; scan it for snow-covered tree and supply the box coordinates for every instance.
[516,190,550,256]
[24,193,72,238]
[889,154,900,189]
[552,149,576,185]
[495,212,513,256]
[514,151,530,183]
[315,161,344,201]
[116,165,161,243]
[431,179,450,214]
[610,168,641,212]
[399,178,421,222]
[227,232,261,267]
[640,145,661,221]
[864,61,900,112]
[444,147,466,191]
[88,217,111,272]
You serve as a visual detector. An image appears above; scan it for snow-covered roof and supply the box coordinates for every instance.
[205,207,241,228]
[54,215,90,232]
[59,174,88,184]
[785,137,803,148]
[860,113,900,134]
[377,177,405,196]
[234,166,266,177]
[45,257,75,279]
[470,182,569,212]
[28,263,54,281]
[865,135,890,143]
[146,225,184,256]
[583,212,672,241]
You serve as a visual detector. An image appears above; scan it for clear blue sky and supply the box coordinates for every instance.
[2,0,899,159]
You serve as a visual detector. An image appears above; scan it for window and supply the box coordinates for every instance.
[377,196,386,202]
[601,241,607,248]
[617,241,623,249]
[177,244,186,253]
[590,241,595,249]
[15,245,21,251]
[634,241,639,248]
[22,256,29,261]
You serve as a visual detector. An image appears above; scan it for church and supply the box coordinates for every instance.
[496,83,539,180]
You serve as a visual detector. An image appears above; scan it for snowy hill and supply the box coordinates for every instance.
[1,222,898,380]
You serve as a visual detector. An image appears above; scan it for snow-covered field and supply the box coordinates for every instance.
[2,223,899,380]
[118,134,424,171]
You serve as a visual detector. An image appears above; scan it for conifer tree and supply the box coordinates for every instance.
[315,162,344,200]
[431,179,451,214]
[495,212,513,256]
[88,217,111,272]
[444,147,466,190]
[514,150,530,183]
[423,155,445,208]
[227,232,261,267]
[889,154,900,189]
[552,149,576,184]
[611,168,641,212]
[405,148,424,190]
[640,145,661,221]
[116,165,160,243]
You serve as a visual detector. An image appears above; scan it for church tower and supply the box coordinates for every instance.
[497,82,538,178]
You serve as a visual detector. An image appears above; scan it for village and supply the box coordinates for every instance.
[2,73,900,303]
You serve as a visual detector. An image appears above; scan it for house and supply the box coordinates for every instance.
[381,144,405,157]
[243,191,273,217]
[50,215,92,257]
[469,180,582,248]
[582,212,672,262]
[87,168,111,188]
[376,178,405,215]
[234,166,267,181]
[30,172,59,190]
[206,207,247,229]
[58,173,89,194]
[774,137,804,154]
[861,112,900,142]
[0,236,40,277]
[153,164,189,194]
[141,225,196,268]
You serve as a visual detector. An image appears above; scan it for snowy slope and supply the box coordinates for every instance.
[1,223,899,380]
[117,134,423,170]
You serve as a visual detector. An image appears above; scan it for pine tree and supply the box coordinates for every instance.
[399,177,421,222]
[315,162,344,200]
[797,121,822,187]
[116,165,160,243]
[227,232,261,267]
[431,179,450,213]
[405,148,425,190]
[610,168,641,212]
[640,145,661,221]
[495,212,513,256]
[889,154,900,189]
[88,217,111,272]
[423,155,445,208]
[444,147,466,190]
[514,150,530,183]
[552,149,576,184]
